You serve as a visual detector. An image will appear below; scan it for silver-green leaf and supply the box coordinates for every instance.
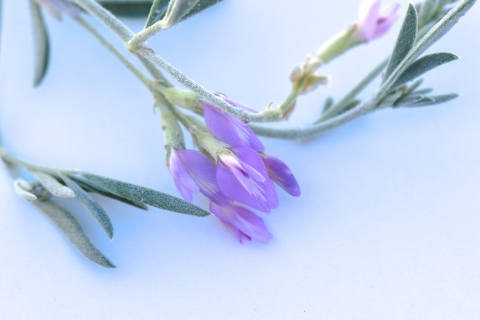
[32,171,75,198]
[79,172,211,217]
[32,200,115,268]
[384,4,418,83]
[145,0,223,29]
[411,93,459,106]
[61,175,114,239]
[97,0,155,17]
[29,0,50,87]
[391,52,458,89]
[69,175,148,211]
[383,0,476,91]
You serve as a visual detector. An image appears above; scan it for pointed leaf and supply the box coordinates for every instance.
[392,52,458,89]
[182,0,223,21]
[395,94,428,106]
[29,0,50,87]
[406,93,459,106]
[79,172,211,217]
[33,200,115,268]
[145,0,170,28]
[321,97,334,113]
[419,0,438,27]
[98,0,153,17]
[384,4,418,82]
[144,0,223,28]
[70,175,148,211]
[383,0,476,91]
[61,175,114,239]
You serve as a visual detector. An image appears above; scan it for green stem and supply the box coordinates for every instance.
[0,147,77,176]
[250,98,375,140]
[75,17,152,88]
[319,57,388,122]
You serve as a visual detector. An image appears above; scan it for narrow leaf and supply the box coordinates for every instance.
[392,52,458,89]
[70,175,148,211]
[407,93,459,106]
[61,175,114,239]
[13,180,37,201]
[395,94,427,106]
[384,4,418,82]
[412,88,434,95]
[145,0,222,28]
[383,0,476,90]
[419,0,438,27]
[182,0,223,21]
[80,172,211,217]
[405,78,424,95]
[321,97,334,113]
[29,0,50,87]
[145,0,170,28]
[32,171,75,197]
[32,200,115,268]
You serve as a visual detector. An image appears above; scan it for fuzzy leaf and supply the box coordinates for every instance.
[13,180,37,201]
[70,175,148,211]
[419,0,438,27]
[98,0,153,17]
[61,175,114,239]
[145,0,170,27]
[384,4,418,82]
[322,97,334,113]
[32,200,115,268]
[32,171,75,198]
[383,0,476,90]
[395,94,428,106]
[79,172,211,217]
[407,93,459,106]
[392,52,458,89]
[145,0,223,28]
[29,0,50,87]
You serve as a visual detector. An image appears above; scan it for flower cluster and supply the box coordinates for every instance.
[167,96,300,243]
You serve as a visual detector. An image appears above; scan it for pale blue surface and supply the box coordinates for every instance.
[1,1,480,319]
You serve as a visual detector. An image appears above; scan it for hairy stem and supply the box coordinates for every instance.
[319,58,388,121]
[250,99,376,140]
[0,147,77,176]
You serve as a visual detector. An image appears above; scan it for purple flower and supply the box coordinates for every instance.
[210,201,272,244]
[34,0,81,19]
[169,148,229,206]
[202,96,265,152]
[356,0,400,42]
[262,153,301,197]
[216,147,279,213]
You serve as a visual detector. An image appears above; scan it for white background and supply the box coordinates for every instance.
[1,0,480,319]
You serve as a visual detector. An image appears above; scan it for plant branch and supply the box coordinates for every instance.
[319,57,389,122]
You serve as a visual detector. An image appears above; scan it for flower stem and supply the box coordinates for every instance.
[250,99,375,140]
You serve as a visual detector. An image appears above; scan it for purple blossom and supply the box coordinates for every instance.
[262,153,301,197]
[34,0,81,18]
[356,0,400,42]
[216,147,279,213]
[202,96,265,152]
[169,148,229,206]
[210,201,272,244]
